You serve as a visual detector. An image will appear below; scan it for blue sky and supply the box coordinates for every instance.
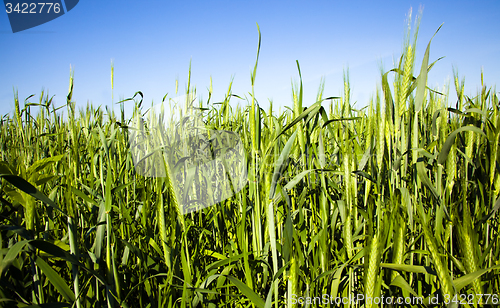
[1,1,499,118]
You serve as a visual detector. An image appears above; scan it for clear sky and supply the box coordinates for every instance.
[1,1,499,118]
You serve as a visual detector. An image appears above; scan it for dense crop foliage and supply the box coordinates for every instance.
[1,16,499,308]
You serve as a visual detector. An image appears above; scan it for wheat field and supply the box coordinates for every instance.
[0,15,499,308]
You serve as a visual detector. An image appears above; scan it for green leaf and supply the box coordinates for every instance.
[225,275,265,308]
[97,126,110,159]
[322,117,362,127]
[438,125,486,165]
[203,249,226,261]
[34,175,58,186]
[381,69,395,113]
[0,240,29,277]
[264,278,275,308]
[0,174,67,217]
[284,169,337,191]
[283,169,315,191]
[480,196,500,223]
[70,186,98,206]
[205,252,250,272]
[0,225,33,240]
[453,264,500,292]
[22,303,71,308]
[27,154,65,176]
[30,240,107,286]
[3,188,25,205]
[111,181,135,195]
[390,275,418,297]
[269,131,297,199]
[35,256,75,302]
[414,24,442,112]
[330,263,348,299]
[318,129,326,168]
[251,23,261,86]
[352,170,375,183]
[29,240,79,264]
[269,102,321,146]
[380,263,435,275]
[0,161,15,175]
[416,161,440,202]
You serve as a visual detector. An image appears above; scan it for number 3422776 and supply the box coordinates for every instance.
[5,3,62,14]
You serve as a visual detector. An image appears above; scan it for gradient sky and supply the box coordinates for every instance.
[1,1,499,118]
